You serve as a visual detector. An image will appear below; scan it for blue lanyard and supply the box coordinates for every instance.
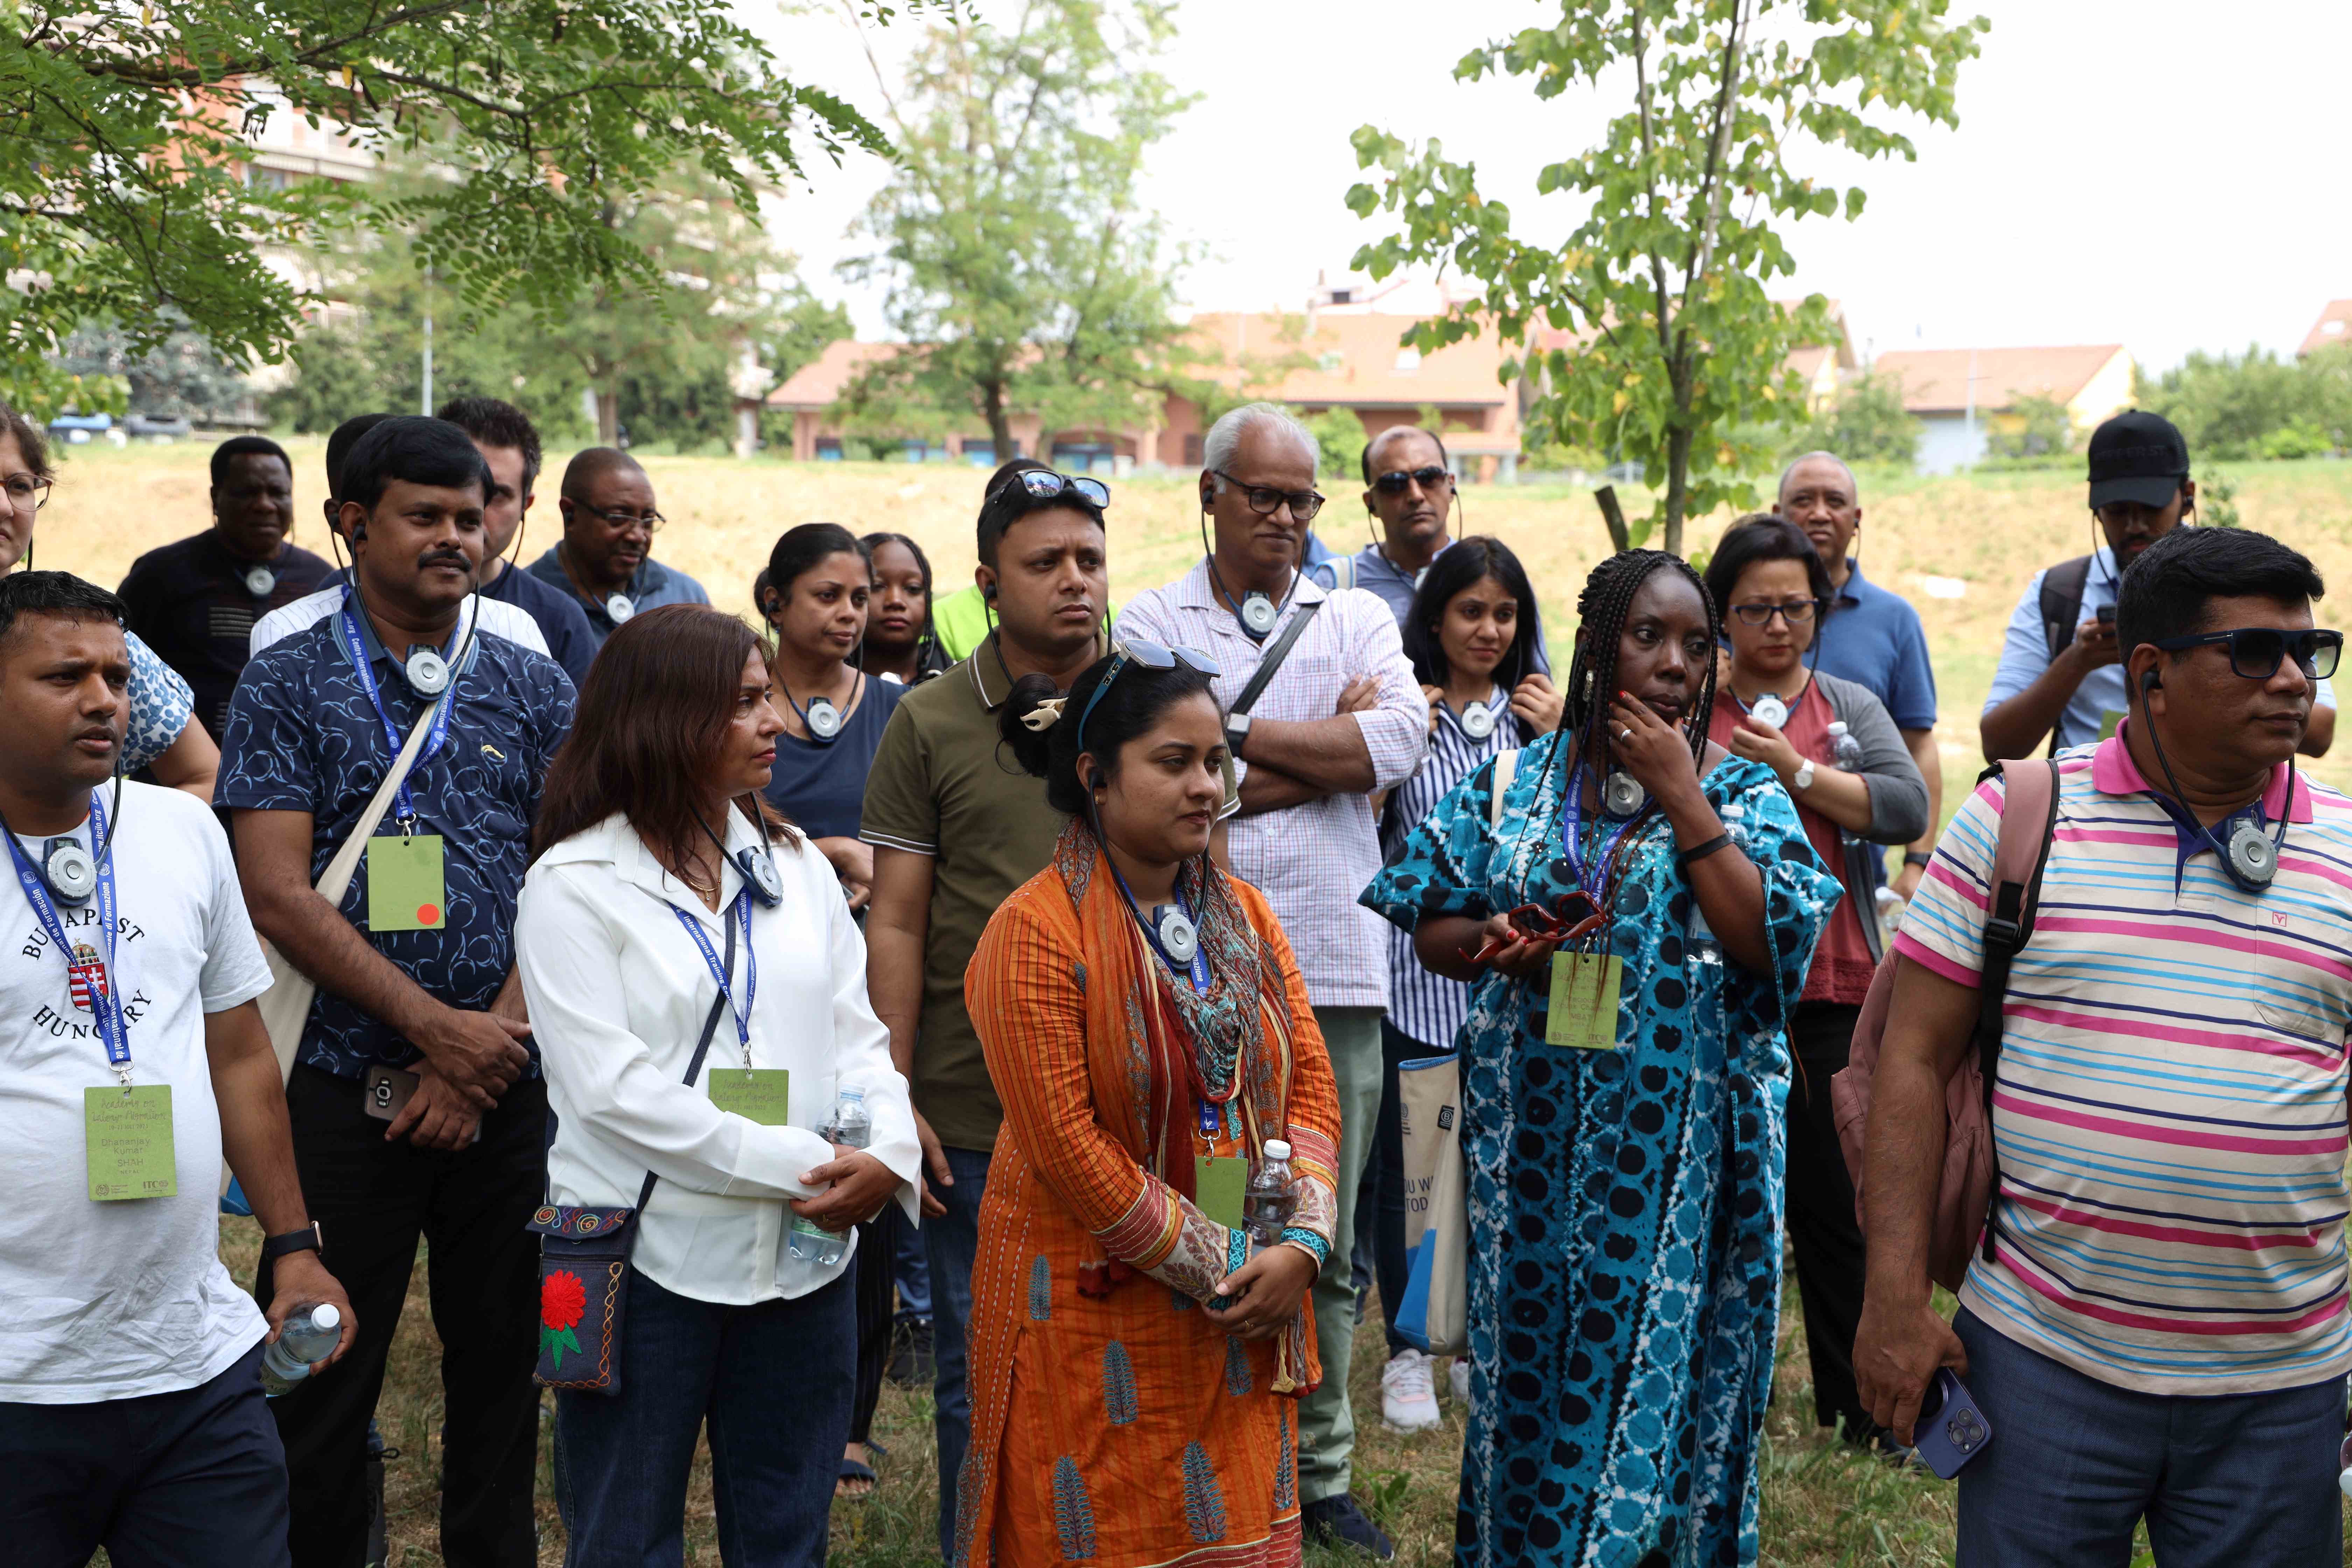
[671,892,756,1058]
[1167,884,1211,997]
[337,592,460,828]
[1559,763,1633,897]
[6,793,130,1076]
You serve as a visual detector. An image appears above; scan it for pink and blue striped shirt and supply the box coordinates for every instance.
[1897,733,2352,1395]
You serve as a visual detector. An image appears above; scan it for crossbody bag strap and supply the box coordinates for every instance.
[1972,757,2060,1261]
[631,901,738,1214]
[1230,598,1324,719]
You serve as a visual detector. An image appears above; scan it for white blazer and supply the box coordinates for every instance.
[515,810,919,1305]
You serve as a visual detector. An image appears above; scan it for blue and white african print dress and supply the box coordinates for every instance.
[1362,736,1837,1568]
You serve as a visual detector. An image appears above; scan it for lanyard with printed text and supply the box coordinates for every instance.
[672,892,757,1064]
[6,792,130,1079]
[337,592,459,830]
[1559,763,1634,899]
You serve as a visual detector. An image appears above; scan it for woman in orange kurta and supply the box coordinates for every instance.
[958,644,1343,1568]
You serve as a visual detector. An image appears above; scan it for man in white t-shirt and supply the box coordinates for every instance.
[0,572,354,1568]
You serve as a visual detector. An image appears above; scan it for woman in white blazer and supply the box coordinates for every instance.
[515,604,919,1568]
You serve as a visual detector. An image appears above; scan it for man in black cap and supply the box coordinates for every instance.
[1980,410,2334,758]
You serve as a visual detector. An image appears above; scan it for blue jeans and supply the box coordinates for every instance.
[926,1144,992,1561]
[553,1268,855,1568]
[1954,1306,2344,1567]
[893,1208,932,1321]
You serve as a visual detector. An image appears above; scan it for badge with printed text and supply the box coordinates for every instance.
[1195,1155,1247,1230]
[1544,953,1625,1051]
[86,1085,176,1201]
[366,834,447,933]
[710,1068,793,1126]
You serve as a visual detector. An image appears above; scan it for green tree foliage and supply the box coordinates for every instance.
[1300,406,1370,484]
[60,315,255,424]
[1346,0,1986,555]
[2138,344,2352,461]
[1982,392,2074,460]
[0,0,900,416]
[839,0,1201,458]
[1785,368,1918,466]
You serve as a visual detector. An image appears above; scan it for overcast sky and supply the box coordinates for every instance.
[764,0,2352,374]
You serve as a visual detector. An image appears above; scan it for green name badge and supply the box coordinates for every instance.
[86,1085,176,1201]
[366,834,447,933]
[1544,953,1625,1051]
[1195,1155,1247,1230]
[2099,708,2126,741]
[710,1068,793,1126]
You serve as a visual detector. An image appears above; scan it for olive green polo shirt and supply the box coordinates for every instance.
[861,634,1235,1153]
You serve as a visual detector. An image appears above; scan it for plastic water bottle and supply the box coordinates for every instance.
[789,1086,869,1267]
[261,1303,342,1397]
[1828,719,1864,773]
[1243,1140,1299,1250]
[1875,884,1908,945]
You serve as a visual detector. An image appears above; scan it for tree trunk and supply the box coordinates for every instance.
[1661,422,1692,558]
[982,379,1014,461]
[596,386,620,447]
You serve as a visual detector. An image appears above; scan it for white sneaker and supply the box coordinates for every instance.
[1380,1349,1441,1432]
[1449,1357,1470,1405]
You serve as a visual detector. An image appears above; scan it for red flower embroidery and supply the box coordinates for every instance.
[539,1270,587,1371]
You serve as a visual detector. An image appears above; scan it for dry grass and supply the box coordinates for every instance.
[51,441,2351,1565]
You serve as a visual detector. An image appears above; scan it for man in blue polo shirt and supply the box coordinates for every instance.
[217,416,574,1568]
[1310,425,1454,618]
[435,397,597,688]
[525,447,708,648]
[1781,450,1942,899]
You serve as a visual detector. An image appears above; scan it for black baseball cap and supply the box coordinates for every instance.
[2087,410,2189,511]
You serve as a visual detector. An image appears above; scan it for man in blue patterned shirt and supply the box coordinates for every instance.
[217,416,575,1568]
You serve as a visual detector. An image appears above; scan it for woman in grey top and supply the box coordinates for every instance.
[1704,511,1928,1452]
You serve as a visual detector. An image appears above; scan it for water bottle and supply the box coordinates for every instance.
[1829,719,1864,773]
[789,1086,870,1267]
[1243,1140,1299,1250]
[1875,884,1908,945]
[260,1303,342,1397]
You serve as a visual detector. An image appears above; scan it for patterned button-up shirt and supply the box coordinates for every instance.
[1115,562,1426,1009]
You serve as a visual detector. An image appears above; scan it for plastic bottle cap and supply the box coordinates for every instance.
[1827,721,1848,735]
[312,1304,341,1330]
[840,1087,864,1100]
[1263,1139,1291,1160]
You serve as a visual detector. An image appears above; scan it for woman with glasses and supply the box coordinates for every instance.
[955,642,1341,1568]
[1702,513,1927,1450]
[1362,547,1838,1568]
[859,531,953,685]
[0,399,220,802]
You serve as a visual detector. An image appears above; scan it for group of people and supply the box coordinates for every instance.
[1,384,2346,1568]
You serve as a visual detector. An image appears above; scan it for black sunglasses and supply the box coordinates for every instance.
[1729,599,1820,627]
[1211,469,1325,524]
[1010,470,1110,508]
[1371,465,1452,495]
[1076,639,1219,751]
[2148,626,2343,681]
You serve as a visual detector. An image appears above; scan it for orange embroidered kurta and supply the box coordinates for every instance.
[955,829,1343,1568]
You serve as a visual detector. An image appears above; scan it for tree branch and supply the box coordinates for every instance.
[1679,0,1749,323]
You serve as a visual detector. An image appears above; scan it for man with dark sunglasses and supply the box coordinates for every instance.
[1981,411,2337,762]
[524,447,708,649]
[1119,402,1427,1559]
[1860,525,2352,1566]
[1309,426,1455,622]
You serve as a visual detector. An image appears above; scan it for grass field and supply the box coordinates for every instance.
[45,442,2352,1566]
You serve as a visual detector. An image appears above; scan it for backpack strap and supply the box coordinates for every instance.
[1972,757,2061,1263]
[1488,750,1520,832]
[2037,555,2096,757]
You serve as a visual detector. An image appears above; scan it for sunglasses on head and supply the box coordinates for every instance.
[1075,639,1220,754]
[1010,470,1111,508]
[1211,470,1325,524]
[1371,465,1452,495]
[1729,599,1820,626]
[2148,626,2343,681]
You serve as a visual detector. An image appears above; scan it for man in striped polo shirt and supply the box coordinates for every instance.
[1856,526,2352,1565]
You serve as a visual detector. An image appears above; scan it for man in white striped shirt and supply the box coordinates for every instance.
[1115,402,1426,1559]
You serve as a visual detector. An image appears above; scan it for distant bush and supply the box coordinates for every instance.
[2138,344,2352,460]
[1783,369,1919,467]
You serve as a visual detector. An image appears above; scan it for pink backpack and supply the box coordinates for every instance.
[1829,760,2059,1293]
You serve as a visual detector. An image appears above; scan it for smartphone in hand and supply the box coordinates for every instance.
[1910,1366,1994,1479]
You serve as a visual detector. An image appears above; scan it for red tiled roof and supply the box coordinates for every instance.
[1868,345,2128,414]
[2299,300,2352,358]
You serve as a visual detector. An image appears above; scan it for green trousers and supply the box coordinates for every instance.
[1295,1004,1385,1505]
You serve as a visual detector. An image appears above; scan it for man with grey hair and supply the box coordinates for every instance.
[1119,401,1425,1558]
[1779,450,1941,903]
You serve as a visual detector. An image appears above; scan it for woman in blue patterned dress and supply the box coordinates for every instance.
[1362,549,1839,1568]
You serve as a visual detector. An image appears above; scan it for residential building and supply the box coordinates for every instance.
[2298,300,2352,358]
[1870,344,2136,474]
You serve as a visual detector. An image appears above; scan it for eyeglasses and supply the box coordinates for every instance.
[1371,465,1452,495]
[2148,627,2343,681]
[1076,638,1219,753]
[1009,469,1111,508]
[1211,470,1325,524]
[4,472,52,515]
[1728,599,1820,627]
[571,502,666,533]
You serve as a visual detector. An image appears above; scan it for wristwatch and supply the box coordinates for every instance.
[261,1223,324,1264]
[1903,850,1933,869]
[1224,710,1254,759]
[1792,758,1816,791]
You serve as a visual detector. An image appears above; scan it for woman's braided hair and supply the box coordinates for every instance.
[1561,547,1721,773]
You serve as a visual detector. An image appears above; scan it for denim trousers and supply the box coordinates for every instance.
[553,1267,855,1568]
[1953,1307,2344,1567]
[925,1143,993,1560]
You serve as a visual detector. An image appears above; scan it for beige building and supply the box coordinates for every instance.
[1870,344,2136,474]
